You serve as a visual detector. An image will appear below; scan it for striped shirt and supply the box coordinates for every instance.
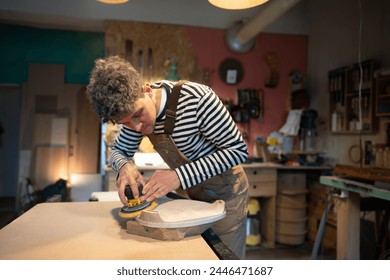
[110,80,248,190]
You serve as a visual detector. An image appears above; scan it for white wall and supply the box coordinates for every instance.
[307,0,390,165]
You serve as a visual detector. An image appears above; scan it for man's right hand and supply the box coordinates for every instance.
[116,162,146,204]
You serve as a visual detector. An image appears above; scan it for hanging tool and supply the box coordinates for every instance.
[147,47,153,83]
[138,49,144,81]
[265,52,279,88]
[119,183,158,219]
[125,39,133,63]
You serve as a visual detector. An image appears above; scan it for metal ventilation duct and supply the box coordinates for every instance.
[226,0,302,53]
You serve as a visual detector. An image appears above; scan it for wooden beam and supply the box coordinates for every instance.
[335,192,360,259]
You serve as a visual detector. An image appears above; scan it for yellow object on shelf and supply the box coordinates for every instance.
[266,137,278,147]
[246,234,262,246]
[248,198,260,215]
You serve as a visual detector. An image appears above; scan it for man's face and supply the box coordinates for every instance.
[116,95,156,135]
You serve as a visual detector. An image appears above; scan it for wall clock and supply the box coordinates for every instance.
[218,58,244,85]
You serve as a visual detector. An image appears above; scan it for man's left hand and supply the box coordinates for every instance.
[142,170,181,202]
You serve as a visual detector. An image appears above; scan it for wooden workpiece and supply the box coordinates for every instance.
[0,201,218,260]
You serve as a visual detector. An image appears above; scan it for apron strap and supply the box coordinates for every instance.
[165,80,187,135]
[146,80,192,170]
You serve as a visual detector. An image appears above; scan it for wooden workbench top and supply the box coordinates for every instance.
[0,201,218,260]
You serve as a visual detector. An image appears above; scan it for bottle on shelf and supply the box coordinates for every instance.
[375,144,384,167]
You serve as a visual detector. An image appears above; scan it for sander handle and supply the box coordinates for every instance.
[125,183,143,200]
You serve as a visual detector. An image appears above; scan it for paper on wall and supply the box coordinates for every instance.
[279,109,303,136]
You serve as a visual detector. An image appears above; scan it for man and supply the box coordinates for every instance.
[87,55,250,259]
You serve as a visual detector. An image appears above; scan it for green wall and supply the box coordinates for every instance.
[0,24,104,198]
[0,24,105,85]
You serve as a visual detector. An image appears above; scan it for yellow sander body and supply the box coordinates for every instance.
[119,184,158,219]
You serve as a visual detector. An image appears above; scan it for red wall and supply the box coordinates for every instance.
[187,27,307,156]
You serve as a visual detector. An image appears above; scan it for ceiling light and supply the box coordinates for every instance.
[97,0,129,4]
[209,0,269,10]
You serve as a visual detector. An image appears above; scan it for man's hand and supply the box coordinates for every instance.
[116,162,145,204]
[142,170,181,202]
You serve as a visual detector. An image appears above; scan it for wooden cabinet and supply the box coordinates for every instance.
[243,165,277,248]
[328,60,378,134]
[375,72,390,116]
[244,167,277,197]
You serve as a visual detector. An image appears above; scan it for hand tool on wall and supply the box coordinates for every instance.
[265,52,279,88]
[138,49,144,81]
[125,39,133,63]
[119,183,158,219]
[147,48,153,83]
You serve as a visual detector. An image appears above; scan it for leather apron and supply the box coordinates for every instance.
[146,81,249,259]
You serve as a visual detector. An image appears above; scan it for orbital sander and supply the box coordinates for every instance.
[119,183,158,219]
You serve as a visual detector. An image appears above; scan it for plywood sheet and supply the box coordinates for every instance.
[19,83,35,149]
[50,117,69,145]
[73,88,100,173]
[59,84,83,175]
[28,63,65,96]
[32,114,54,145]
[35,95,57,113]
[0,201,218,260]
[105,20,203,83]
[32,145,68,190]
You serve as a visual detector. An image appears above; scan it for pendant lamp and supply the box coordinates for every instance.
[97,0,129,4]
[209,0,269,10]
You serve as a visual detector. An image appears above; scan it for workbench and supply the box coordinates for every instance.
[243,163,332,248]
[320,175,390,259]
[104,163,332,249]
[0,201,219,260]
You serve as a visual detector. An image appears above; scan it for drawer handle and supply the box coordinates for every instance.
[253,185,257,189]
[253,171,257,175]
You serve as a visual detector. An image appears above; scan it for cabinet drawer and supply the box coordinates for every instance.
[244,168,276,197]
[249,180,276,197]
[245,168,277,182]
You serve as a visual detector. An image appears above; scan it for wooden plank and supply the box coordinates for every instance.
[19,83,35,149]
[0,202,218,260]
[28,63,65,96]
[72,88,100,173]
[60,84,83,176]
[32,146,68,190]
[32,114,70,146]
[32,114,54,145]
[335,164,390,182]
[335,192,360,259]
[35,95,57,113]
[261,196,276,248]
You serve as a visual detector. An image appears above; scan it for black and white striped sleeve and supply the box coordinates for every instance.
[175,87,248,189]
[109,126,143,173]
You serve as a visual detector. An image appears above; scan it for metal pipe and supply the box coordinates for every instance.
[236,0,302,44]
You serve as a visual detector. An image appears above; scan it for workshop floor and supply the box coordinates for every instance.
[245,242,336,260]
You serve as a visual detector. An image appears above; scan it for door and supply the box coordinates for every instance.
[0,85,20,197]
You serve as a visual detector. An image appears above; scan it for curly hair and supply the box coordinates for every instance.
[86,56,144,124]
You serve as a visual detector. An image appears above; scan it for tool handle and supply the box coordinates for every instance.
[124,183,143,200]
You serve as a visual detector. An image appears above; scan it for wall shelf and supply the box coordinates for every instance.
[375,72,390,116]
[328,60,378,134]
